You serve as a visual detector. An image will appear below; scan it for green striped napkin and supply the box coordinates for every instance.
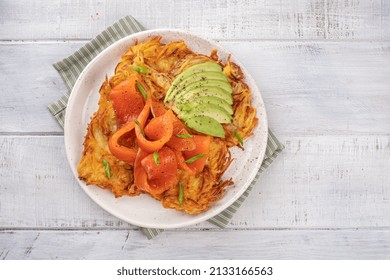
[48,16,284,239]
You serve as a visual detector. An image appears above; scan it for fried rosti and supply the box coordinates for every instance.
[77,37,257,214]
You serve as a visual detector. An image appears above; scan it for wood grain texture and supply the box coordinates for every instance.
[1,0,390,260]
[1,135,389,229]
[1,41,389,134]
[1,0,389,40]
[1,229,390,259]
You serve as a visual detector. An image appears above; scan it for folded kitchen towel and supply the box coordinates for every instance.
[48,15,284,239]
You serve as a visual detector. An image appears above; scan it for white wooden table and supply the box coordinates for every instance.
[1,0,390,259]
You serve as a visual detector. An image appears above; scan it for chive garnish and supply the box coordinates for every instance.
[136,82,147,99]
[175,134,193,139]
[185,153,206,164]
[132,65,148,74]
[153,151,160,166]
[235,132,244,146]
[134,119,145,136]
[102,159,111,179]
[178,182,184,204]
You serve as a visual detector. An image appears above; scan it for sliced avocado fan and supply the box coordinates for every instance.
[175,96,233,115]
[164,62,223,102]
[165,62,233,138]
[185,116,225,138]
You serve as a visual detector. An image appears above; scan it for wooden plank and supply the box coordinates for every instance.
[0,42,73,133]
[1,41,390,134]
[222,41,390,136]
[1,0,389,40]
[1,229,390,259]
[1,135,389,229]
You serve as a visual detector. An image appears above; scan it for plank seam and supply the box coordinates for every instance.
[2,227,390,232]
[1,39,390,44]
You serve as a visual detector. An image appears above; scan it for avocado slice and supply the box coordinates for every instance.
[185,79,232,93]
[175,96,233,115]
[178,104,232,124]
[185,115,225,138]
[164,62,222,102]
[175,86,233,105]
[174,83,231,103]
[165,71,228,102]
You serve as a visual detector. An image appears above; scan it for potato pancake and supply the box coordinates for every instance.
[78,37,257,214]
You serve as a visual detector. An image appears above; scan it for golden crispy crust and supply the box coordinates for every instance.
[78,37,257,214]
[77,78,139,197]
[223,58,259,147]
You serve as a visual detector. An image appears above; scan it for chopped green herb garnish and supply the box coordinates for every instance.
[102,159,111,179]
[235,131,244,146]
[134,119,145,136]
[132,65,148,74]
[185,153,206,164]
[153,151,160,166]
[178,182,184,204]
[136,82,147,99]
[175,134,193,139]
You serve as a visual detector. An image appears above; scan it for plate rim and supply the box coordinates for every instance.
[64,28,268,229]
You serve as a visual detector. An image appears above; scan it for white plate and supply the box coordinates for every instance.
[64,29,268,229]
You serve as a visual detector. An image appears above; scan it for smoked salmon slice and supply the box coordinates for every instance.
[167,115,196,151]
[136,109,174,153]
[150,100,196,151]
[182,135,211,173]
[108,121,137,165]
[135,147,178,194]
[108,97,151,165]
[174,150,195,175]
[110,77,145,125]
[141,147,178,180]
[150,99,168,117]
